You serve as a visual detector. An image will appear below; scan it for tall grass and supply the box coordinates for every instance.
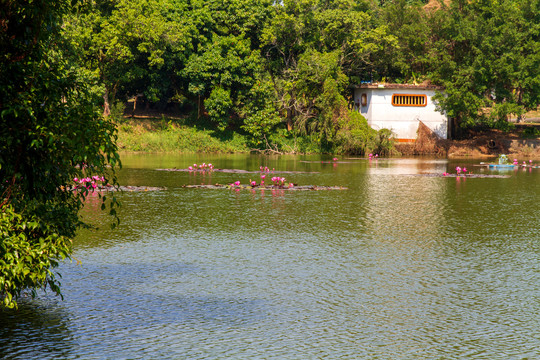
[116,116,399,155]
[117,118,249,153]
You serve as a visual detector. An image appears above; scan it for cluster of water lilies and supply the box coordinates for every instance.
[229,173,293,189]
[188,163,214,171]
[513,159,534,167]
[443,166,471,176]
[73,175,105,190]
[368,153,379,160]
[260,166,274,173]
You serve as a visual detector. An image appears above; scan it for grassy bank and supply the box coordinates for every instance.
[116,118,250,153]
[115,115,397,155]
[115,117,325,154]
[116,116,539,158]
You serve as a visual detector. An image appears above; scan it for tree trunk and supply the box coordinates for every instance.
[287,108,293,131]
[516,87,523,124]
[131,95,137,118]
[103,90,111,117]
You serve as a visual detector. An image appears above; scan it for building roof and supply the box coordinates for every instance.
[352,83,444,90]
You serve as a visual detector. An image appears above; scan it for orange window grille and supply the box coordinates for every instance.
[391,94,427,107]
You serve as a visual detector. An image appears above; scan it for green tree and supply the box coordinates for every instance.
[0,0,120,308]
[426,0,540,130]
[183,34,264,129]
[260,0,397,150]
[63,0,192,116]
[291,49,349,144]
[181,0,276,131]
[373,0,429,83]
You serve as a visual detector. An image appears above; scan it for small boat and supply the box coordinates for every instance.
[488,164,515,169]
[484,154,518,170]
[480,155,537,170]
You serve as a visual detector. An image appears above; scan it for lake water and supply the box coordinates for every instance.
[1,154,539,359]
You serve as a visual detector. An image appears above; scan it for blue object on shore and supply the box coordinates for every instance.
[488,164,515,169]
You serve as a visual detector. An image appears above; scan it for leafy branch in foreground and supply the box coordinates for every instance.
[0,0,120,308]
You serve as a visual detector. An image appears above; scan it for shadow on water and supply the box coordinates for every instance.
[1,261,270,359]
[0,299,74,360]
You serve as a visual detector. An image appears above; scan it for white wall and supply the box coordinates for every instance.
[354,87,447,140]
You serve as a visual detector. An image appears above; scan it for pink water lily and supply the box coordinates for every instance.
[73,174,106,191]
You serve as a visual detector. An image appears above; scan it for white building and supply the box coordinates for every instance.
[353,83,448,141]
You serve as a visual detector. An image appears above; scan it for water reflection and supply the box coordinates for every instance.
[365,157,448,175]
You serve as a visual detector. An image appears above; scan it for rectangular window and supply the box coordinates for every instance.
[392,94,427,107]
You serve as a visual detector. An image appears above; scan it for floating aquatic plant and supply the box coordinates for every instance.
[73,175,106,191]
[188,163,214,172]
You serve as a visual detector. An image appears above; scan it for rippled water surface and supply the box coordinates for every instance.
[2,154,539,359]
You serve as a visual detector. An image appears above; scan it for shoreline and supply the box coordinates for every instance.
[116,118,540,159]
[396,128,540,159]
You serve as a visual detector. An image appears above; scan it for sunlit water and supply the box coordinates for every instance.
[2,154,539,359]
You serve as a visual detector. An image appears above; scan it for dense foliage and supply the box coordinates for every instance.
[427,0,540,131]
[62,0,539,151]
[1,0,120,308]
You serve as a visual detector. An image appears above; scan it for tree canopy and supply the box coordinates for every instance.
[427,0,540,129]
[61,0,539,148]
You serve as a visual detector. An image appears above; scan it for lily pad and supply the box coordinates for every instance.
[408,174,511,178]
[96,185,167,192]
[181,184,347,191]
[157,168,318,174]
